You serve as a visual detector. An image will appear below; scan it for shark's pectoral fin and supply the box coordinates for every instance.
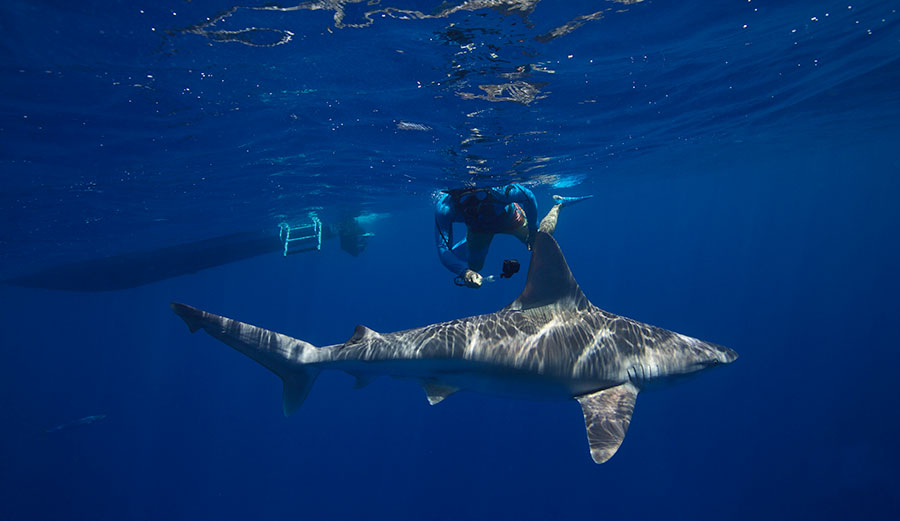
[576,383,638,464]
[421,382,459,405]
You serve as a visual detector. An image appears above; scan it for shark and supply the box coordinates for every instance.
[171,232,737,463]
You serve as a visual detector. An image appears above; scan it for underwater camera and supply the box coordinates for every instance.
[500,259,520,279]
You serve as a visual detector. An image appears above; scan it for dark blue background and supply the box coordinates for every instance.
[2,1,899,520]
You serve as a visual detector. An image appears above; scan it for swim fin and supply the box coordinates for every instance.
[552,194,594,208]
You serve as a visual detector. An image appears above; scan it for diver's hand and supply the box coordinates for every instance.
[462,269,483,289]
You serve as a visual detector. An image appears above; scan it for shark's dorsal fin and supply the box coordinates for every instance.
[576,382,639,463]
[505,232,591,311]
[421,382,458,405]
[346,325,379,345]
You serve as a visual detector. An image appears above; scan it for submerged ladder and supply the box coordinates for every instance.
[279,215,322,256]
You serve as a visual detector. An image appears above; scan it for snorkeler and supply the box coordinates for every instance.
[434,184,591,288]
[323,216,374,257]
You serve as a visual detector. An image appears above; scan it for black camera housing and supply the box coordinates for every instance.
[500,259,520,279]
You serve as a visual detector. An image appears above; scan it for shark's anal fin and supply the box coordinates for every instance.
[421,382,459,405]
[351,374,376,389]
[576,382,638,464]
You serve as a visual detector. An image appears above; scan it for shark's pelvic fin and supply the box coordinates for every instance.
[170,302,320,416]
[421,382,459,405]
[576,382,639,464]
[505,232,590,311]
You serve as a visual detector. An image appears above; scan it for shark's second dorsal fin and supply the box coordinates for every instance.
[505,232,591,311]
[346,325,379,345]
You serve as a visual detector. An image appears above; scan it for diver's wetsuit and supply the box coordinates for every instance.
[434,184,538,276]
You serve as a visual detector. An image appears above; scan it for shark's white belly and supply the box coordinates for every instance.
[316,359,617,400]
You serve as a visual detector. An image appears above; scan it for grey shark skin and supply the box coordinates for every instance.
[171,232,737,463]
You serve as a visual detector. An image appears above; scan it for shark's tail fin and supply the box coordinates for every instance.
[171,302,320,416]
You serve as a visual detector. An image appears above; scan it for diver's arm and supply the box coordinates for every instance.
[505,184,539,241]
[435,197,468,275]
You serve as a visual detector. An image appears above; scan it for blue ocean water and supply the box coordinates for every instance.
[1,0,899,519]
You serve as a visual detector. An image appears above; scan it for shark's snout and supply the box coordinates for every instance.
[694,343,738,370]
[715,344,739,364]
